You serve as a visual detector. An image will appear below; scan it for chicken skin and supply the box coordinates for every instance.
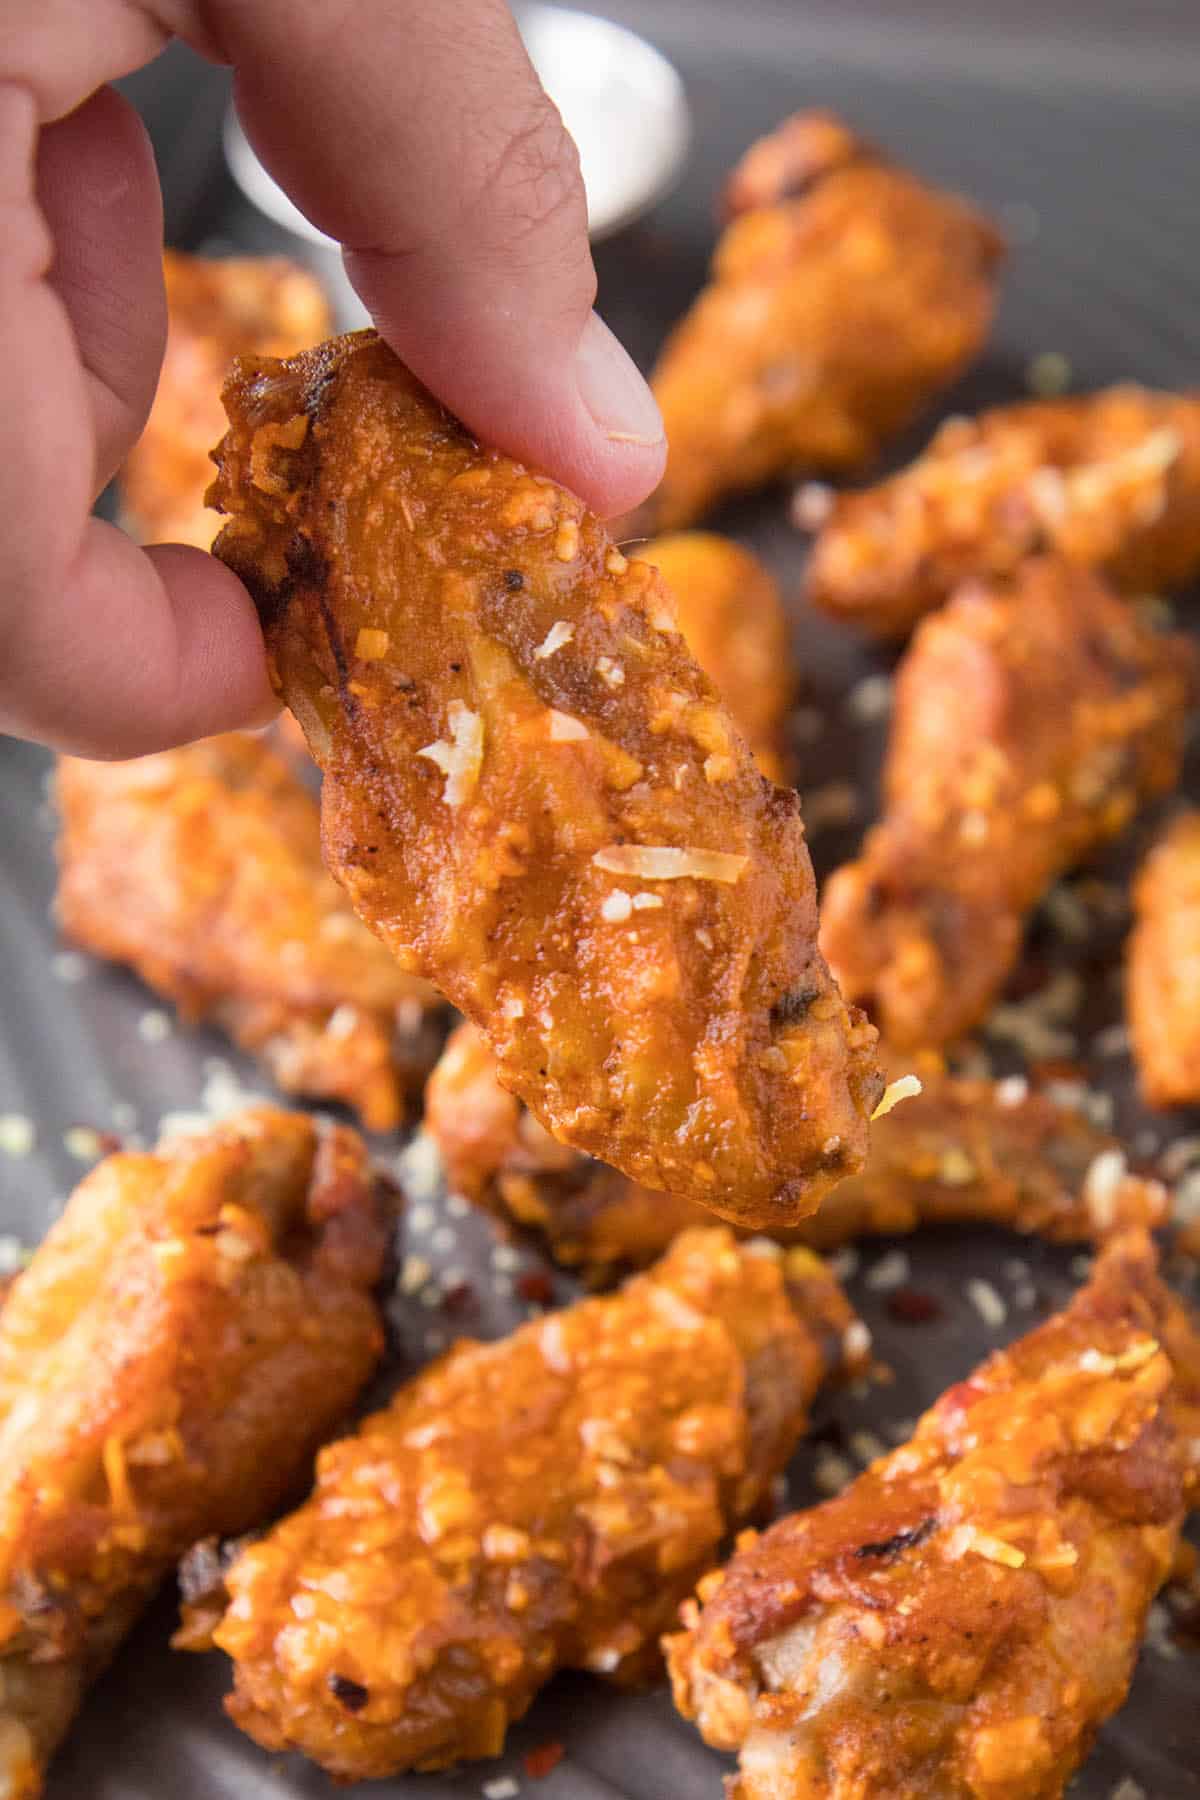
[643,532,794,782]
[821,558,1196,1050]
[208,330,881,1226]
[121,250,331,549]
[178,1228,864,1780]
[56,734,441,1132]
[425,1021,1167,1279]
[0,1108,390,1800]
[806,386,1200,638]
[648,111,1004,528]
[1128,809,1200,1108]
[667,1230,1200,1800]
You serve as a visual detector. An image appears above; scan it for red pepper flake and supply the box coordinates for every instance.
[517,1271,554,1306]
[524,1741,564,1779]
[440,1280,475,1315]
[886,1288,942,1325]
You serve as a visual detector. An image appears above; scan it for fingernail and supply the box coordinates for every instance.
[573,311,664,448]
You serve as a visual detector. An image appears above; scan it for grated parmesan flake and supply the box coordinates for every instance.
[871,1074,922,1120]
[417,701,484,807]
[593,845,748,883]
[533,621,574,660]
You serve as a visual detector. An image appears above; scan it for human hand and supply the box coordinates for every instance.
[1,0,666,757]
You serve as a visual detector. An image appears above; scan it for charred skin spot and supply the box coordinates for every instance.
[504,569,525,591]
[327,1672,370,1712]
[771,985,820,1028]
[852,1516,938,1562]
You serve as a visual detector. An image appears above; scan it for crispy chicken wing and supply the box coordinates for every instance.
[425,1022,1167,1278]
[121,250,331,549]
[666,1230,1200,1800]
[643,533,794,782]
[178,1228,863,1780]
[647,111,1004,529]
[0,1108,390,1800]
[56,733,441,1132]
[806,386,1200,637]
[1127,809,1200,1108]
[821,558,1196,1050]
[208,330,881,1225]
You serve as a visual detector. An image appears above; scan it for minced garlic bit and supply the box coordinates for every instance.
[1083,1149,1128,1232]
[967,1278,1008,1328]
[547,709,588,742]
[595,655,626,689]
[417,701,484,807]
[870,1073,922,1120]
[354,626,390,661]
[593,845,749,884]
[63,1125,104,1163]
[533,621,575,660]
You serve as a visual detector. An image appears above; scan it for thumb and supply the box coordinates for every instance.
[215,0,665,518]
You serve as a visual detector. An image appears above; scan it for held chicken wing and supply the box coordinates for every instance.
[56,733,441,1132]
[121,250,331,549]
[1127,809,1200,1108]
[821,558,1196,1051]
[425,1022,1167,1279]
[208,330,882,1226]
[647,111,1004,529]
[0,1108,390,1800]
[806,386,1200,638]
[177,1228,865,1780]
[666,1230,1200,1800]
[643,533,794,781]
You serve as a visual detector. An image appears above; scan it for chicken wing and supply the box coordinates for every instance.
[1127,809,1200,1108]
[177,1227,863,1780]
[806,386,1200,638]
[208,330,881,1225]
[425,1021,1167,1278]
[0,1107,390,1800]
[643,532,794,781]
[647,111,1004,529]
[121,250,331,549]
[821,558,1196,1050]
[666,1230,1200,1800]
[56,733,441,1132]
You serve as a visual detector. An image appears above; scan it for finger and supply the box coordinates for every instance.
[0,526,277,758]
[34,84,166,494]
[207,0,665,518]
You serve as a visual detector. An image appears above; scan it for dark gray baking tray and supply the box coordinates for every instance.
[4,5,1200,1794]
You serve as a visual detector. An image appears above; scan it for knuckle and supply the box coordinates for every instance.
[466,95,586,253]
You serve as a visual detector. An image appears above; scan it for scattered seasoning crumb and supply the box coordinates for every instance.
[994,1074,1029,1108]
[845,673,893,724]
[400,1255,431,1295]
[110,1100,138,1132]
[51,950,87,982]
[533,621,575,660]
[1092,1022,1130,1058]
[1133,1128,1161,1160]
[483,1780,521,1800]
[1012,1281,1038,1311]
[418,1287,441,1310]
[0,1236,24,1275]
[430,1225,456,1254]
[63,1125,120,1163]
[407,1203,435,1236]
[600,890,633,924]
[791,480,834,530]
[802,780,859,834]
[137,1009,172,1044]
[966,1278,1008,1328]
[829,1246,859,1283]
[1042,883,1091,942]
[398,1132,443,1204]
[595,655,625,689]
[523,1743,565,1780]
[0,1115,34,1158]
[865,1249,911,1292]
[446,1194,471,1219]
[1069,1253,1094,1281]
[1172,1169,1200,1226]
[491,1243,521,1272]
[1025,349,1072,396]
[849,1429,887,1466]
[887,1288,943,1326]
[1161,1136,1200,1181]
[813,1447,855,1496]
[790,705,825,744]
[842,1320,872,1365]
[1145,1598,1180,1661]
[1110,1781,1146,1800]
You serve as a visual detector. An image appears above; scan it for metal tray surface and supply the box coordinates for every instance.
[4,7,1200,1795]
